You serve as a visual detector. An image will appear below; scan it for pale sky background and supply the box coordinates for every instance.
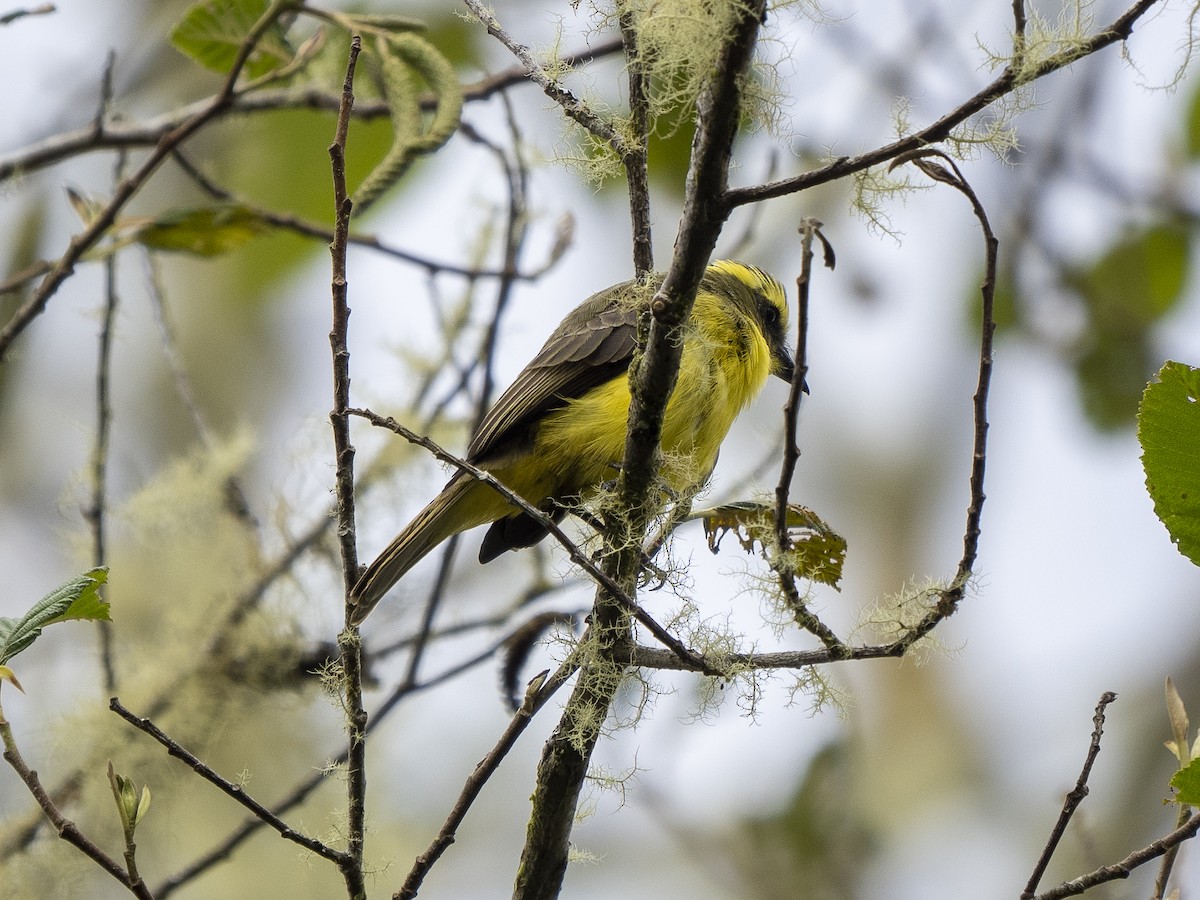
[3,1,1200,898]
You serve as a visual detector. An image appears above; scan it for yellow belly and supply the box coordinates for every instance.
[528,320,773,501]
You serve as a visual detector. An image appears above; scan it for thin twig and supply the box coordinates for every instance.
[89,103,123,693]
[395,660,578,899]
[109,699,350,867]
[400,108,534,685]
[0,3,53,25]
[0,511,333,857]
[0,715,155,899]
[1151,806,1192,899]
[1012,0,1028,64]
[328,33,367,896]
[0,40,624,185]
[1031,809,1200,900]
[878,150,996,652]
[461,0,627,153]
[153,608,548,897]
[1022,691,1118,898]
[168,149,565,283]
[0,0,296,361]
[772,218,843,652]
[348,406,717,675]
[618,9,653,276]
[722,0,1166,211]
[141,253,257,526]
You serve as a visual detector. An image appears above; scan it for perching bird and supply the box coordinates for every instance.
[349,260,794,624]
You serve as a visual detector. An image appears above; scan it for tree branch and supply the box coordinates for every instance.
[512,4,768,898]
[109,698,350,867]
[0,713,155,899]
[1022,691,1118,898]
[0,0,296,361]
[722,0,1166,211]
[327,33,367,898]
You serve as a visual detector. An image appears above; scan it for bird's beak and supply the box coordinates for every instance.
[772,346,809,394]
[773,346,796,384]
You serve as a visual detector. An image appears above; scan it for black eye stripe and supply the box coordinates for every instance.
[757,296,781,330]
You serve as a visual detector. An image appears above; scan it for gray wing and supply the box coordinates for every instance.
[467,288,642,463]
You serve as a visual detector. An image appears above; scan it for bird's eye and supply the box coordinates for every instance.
[759,299,781,331]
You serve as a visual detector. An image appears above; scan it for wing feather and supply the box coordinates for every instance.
[467,286,641,462]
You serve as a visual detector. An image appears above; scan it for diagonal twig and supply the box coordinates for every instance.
[1022,691,1118,898]
[109,698,350,867]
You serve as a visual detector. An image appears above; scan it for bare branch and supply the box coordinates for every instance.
[773,218,843,651]
[396,661,577,900]
[723,0,1167,210]
[877,150,996,651]
[0,715,155,899]
[1031,810,1200,899]
[0,0,298,361]
[1022,691,1119,898]
[0,39,623,185]
[109,699,349,867]
[0,3,53,26]
[461,0,627,153]
[327,34,368,897]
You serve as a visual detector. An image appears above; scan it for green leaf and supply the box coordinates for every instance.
[1076,330,1153,431]
[170,0,292,79]
[135,785,152,827]
[1171,756,1200,806]
[132,204,268,256]
[699,502,847,589]
[339,13,426,33]
[0,568,110,666]
[1138,361,1200,566]
[1071,223,1191,328]
[1186,82,1200,159]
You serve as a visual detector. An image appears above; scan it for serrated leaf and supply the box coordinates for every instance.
[1138,362,1200,567]
[0,568,110,666]
[171,0,292,79]
[699,502,847,589]
[132,204,268,256]
[1170,756,1200,805]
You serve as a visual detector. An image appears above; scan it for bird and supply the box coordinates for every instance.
[349,260,794,624]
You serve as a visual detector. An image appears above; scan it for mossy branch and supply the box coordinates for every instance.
[723,0,1168,210]
[511,3,769,898]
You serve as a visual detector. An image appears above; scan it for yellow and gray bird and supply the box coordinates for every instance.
[349,260,794,624]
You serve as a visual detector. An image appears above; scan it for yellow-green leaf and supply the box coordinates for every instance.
[171,0,292,79]
[1166,677,1191,765]
[1138,361,1200,567]
[0,665,24,693]
[1170,756,1200,806]
[0,568,111,666]
[699,502,847,589]
[132,204,268,256]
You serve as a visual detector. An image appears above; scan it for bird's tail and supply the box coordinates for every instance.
[349,474,496,624]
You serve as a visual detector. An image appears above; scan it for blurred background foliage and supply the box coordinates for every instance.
[2,1,1200,899]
